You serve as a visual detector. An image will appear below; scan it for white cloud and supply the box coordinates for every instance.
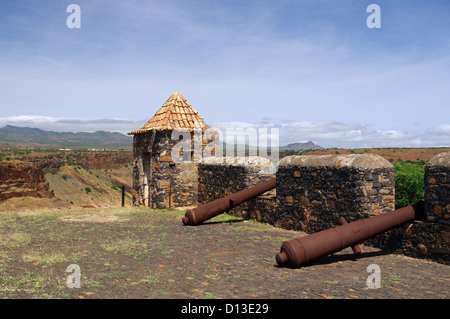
[0,115,448,148]
[425,124,450,136]
[212,120,449,149]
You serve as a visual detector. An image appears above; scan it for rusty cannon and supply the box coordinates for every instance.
[276,201,425,268]
[182,177,276,226]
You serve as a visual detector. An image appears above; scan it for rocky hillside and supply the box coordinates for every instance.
[20,151,133,171]
[44,164,133,209]
[0,161,54,203]
[0,151,134,212]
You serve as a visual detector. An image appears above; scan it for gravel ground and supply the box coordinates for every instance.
[0,207,448,302]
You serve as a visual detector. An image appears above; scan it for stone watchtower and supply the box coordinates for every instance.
[127,92,209,209]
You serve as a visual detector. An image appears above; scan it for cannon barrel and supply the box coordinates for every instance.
[182,177,276,226]
[276,201,425,268]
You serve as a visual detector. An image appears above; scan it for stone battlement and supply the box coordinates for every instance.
[128,93,449,265]
[197,152,449,265]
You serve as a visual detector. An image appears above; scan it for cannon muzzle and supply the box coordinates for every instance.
[276,201,425,268]
[182,178,276,226]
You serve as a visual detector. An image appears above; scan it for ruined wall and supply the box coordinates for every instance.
[425,152,450,223]
[371,152,450,264]
[0,161,54,202]
[132,130,199,208]
[422,152,450,262]
[271,153,449,264]
[189,152,450,264]
[132,135,449,264]
[197,157,276,220]
[386,152,450,264]
[275,154,395,233]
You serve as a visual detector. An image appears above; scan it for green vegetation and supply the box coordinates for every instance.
[394,160,425,208]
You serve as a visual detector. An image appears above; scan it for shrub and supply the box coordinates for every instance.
[394,161,425,209]
[84,187,92,193]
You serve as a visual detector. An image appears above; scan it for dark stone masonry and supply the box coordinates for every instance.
[132,143,450,265]
[132,130,199,209]
[377,152,450,264]
[128,93,449,265]
[197,156,276,221]
[275,154,395,233]
[425,152,450,224]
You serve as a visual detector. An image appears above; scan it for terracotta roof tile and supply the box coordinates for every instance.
[128,92,209,135]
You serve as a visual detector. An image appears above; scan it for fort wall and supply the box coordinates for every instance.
[132,130,199,208]
[195,152,449,265]
[197,157,276,222]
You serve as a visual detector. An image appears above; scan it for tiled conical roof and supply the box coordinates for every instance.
[128,92,209,135]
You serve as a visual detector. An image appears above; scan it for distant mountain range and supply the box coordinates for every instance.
[0,125,323,150]
[279,141,323,150]
[0,125,133,148]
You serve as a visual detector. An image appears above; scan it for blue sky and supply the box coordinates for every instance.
[0,0,449,148]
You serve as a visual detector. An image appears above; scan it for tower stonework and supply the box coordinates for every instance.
[128,92,209,209]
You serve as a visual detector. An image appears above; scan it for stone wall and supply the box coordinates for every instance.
[271,153,449,264]
[132,130,199,208]
[425,152,450,223]
[370,152,450,264]
[275,154,395,233]
[132,133,450,264]
[401,152,449,264]
[197,156,276,219]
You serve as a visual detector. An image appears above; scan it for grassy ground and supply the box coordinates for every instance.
[0,206,449,300]
[0,207,241,299]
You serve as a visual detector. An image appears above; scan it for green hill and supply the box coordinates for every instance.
[0,125,133,148]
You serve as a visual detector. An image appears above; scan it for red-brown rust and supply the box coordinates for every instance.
[338,217,362,254]
[276,201,425,268]
[182,178,276,226]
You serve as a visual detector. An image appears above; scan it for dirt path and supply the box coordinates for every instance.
[0,207,448,301]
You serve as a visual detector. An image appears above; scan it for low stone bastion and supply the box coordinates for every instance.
[198,156,277,222]
[276,154,395,233]
[425,152,450,224]
[197,153,449,265]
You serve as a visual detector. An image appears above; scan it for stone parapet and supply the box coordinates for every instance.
[425,152,450,224]
[275,154,395,233]
[197,156,276,219]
